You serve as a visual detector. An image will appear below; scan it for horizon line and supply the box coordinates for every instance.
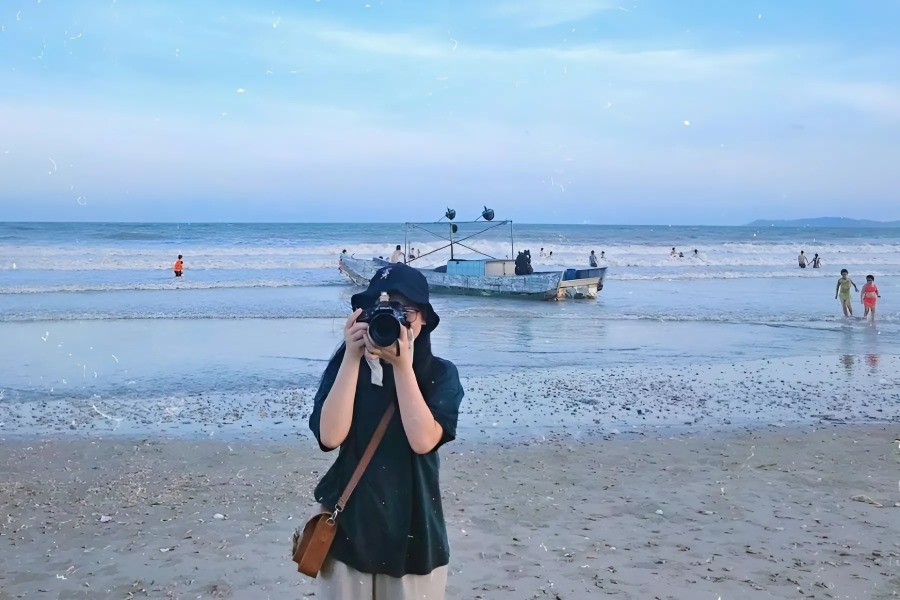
[3,218,900,228]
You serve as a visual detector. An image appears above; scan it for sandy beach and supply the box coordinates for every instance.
[2,423,899,600]
[3,357,900,598]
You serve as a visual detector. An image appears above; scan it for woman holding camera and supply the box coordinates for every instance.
[309,263,464,599]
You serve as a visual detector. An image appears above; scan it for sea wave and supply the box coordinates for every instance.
[97,231,172,241]
[2,240,900,272]
[0,278,345,295]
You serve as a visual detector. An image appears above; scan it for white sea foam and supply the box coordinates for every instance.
[2,240,899,276]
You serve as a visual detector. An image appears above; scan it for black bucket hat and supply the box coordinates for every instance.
[351,263,440,332]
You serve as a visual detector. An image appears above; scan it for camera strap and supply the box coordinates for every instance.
[333,402,396,516]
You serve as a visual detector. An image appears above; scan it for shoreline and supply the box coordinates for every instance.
[2,424,899,599]
[2,356,899,442]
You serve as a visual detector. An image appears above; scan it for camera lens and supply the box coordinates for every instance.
[368,313,401,347]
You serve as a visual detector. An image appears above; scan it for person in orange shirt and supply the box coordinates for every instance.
[173,254,184,277]
[860,274,881,323]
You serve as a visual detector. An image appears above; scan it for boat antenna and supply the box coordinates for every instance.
[441,208,458,259]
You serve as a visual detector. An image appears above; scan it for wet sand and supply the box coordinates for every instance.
[2,356,899,440]
[2,425,899,599]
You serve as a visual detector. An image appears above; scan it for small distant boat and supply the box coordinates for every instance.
[338,209,606,300]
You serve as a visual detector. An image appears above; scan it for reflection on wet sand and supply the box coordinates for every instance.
[841,354,855,373]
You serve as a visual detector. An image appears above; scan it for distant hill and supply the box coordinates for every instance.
[746,217,900,228]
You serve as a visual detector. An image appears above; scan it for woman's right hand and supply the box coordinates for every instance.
[343,308,369,361]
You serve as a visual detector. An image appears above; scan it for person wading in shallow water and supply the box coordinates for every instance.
[835,269,858,317]
[173,255,183,277]
[309,263,464,599]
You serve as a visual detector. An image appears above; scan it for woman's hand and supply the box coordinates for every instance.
[365,326,414,371]
[343,309,369,362]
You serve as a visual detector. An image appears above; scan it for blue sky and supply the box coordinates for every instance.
[1,0,899,224]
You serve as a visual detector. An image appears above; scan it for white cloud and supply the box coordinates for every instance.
[310,26,778,83]
[805,81,900,123]
[490,0,621,28]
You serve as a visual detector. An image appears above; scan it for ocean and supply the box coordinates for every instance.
[1,221,898,435]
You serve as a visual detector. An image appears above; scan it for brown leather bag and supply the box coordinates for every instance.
[292,403,396,578]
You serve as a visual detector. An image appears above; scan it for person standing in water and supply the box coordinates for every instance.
[811,253,822,268]
[173,254,184,277]
[835,269,858,317]
[861,275,881,323]
[589,250,598,267]
[798,251,808,268]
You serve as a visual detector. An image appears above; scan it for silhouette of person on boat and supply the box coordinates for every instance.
[515,250,533,275]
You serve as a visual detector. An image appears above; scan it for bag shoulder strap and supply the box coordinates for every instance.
[333,403,396,516]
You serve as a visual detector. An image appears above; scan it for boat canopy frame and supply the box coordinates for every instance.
[403,218,515,263]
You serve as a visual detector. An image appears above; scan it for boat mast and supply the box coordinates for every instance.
[444,208,457,260]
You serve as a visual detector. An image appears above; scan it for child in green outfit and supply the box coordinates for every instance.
[834,269,859,317]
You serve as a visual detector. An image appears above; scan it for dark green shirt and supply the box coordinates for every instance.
[309,353,464,577]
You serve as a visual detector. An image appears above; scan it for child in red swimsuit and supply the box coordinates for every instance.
[860,274,881,323]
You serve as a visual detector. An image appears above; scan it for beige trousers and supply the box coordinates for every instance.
[319,557,448,600]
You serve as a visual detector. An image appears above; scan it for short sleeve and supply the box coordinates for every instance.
[423,359,464,451]
[309,347,345,452]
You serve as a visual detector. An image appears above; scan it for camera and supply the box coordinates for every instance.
[357,293,409,347]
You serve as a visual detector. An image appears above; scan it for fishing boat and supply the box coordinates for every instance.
[338,208,606,300]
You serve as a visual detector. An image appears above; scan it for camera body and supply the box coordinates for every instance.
[357,293,409,347]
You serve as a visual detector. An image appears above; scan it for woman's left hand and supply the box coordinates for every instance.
[365,326,414,370]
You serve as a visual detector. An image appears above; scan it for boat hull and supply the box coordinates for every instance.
[557,266,606,299]
[339,256,564,300]
[558,277,600,300]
